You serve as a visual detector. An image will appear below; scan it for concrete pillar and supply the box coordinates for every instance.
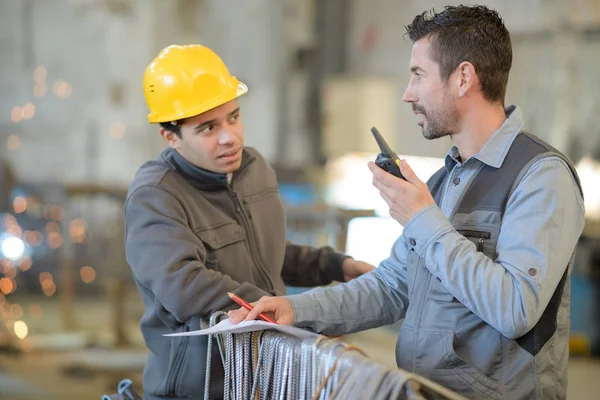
[549,28,579,153]
[196,0,285,163]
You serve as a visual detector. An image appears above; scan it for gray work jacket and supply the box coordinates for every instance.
[125,147,346,399]
[288,117,585,400]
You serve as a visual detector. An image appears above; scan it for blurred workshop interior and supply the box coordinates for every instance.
[1,0,600,399]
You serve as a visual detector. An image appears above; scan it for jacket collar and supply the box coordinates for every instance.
[160,147,255,190]
[445,105,524,171]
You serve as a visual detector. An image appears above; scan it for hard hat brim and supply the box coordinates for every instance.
[147,81,248,124]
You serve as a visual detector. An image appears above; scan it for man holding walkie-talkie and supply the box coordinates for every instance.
[231,5,585,399]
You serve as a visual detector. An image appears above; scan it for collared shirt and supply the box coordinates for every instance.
[289,104,585,341]
[437,105,527,219]
[397,104,585,335]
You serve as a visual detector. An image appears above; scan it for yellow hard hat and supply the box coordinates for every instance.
[143,44,248,123]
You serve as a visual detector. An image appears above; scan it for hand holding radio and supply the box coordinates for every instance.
[369,126,436,226]
[371,127,406,180]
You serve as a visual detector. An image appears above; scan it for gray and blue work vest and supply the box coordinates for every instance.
[397,132,583,399]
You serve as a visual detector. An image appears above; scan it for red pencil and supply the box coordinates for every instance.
[227,292,278,324]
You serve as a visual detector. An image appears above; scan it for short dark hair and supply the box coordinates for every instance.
[405,5,512,104]
[160,120,184,138]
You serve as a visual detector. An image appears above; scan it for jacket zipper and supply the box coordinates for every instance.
[457,229,491,252]
[165,325,190,395]
[228,184,275,290]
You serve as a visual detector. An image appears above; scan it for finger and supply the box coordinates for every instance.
[368,161,390,182]
[370,164,408,191]
[379,190,393,206]
[369,163,394,187]
[244,299,273,321]
[399,160,420,184]
[373,179,397,201]
[228,307,250,324]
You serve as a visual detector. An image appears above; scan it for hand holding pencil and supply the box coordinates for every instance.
[227,293,295,326]
[227,292,278,324]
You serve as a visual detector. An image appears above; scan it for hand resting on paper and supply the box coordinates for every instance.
[228,296,294,325]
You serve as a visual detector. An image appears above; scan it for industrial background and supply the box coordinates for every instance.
[1,0,599,399]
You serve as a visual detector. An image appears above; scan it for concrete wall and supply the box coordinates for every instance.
[0,0,158,185]
[344,0,600,158]
[196,0,286,164]
[1,0,599,187]
[0,0,286,186]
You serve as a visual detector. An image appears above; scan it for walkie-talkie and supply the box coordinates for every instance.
[371,127,406,180]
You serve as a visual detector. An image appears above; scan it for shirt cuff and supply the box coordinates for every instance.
[402,204,453,256]
[286,293,316,327]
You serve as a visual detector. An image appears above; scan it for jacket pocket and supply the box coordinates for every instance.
[457,227,499,260]
[242,187,282,222]
[194,221,245,250]
[194,221,246,264]
[155,326,191,397]
[194,222,245,273]
[396,324,415,370]
[427,331,502,399]
[457,229,491,252]
[243,187,278,204]
[428,273,454,302]
[407,250,420,299]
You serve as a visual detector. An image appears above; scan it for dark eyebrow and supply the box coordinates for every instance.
[410,66,424,74]
[194,107,241,131]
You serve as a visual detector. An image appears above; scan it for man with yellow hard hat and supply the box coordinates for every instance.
[124,44,374,400]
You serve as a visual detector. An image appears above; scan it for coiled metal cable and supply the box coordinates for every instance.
[203,311,227,400]
[203,312,465,400]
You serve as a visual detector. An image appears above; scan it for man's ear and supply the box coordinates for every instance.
[160,128,181,149]
[456,61,477,98]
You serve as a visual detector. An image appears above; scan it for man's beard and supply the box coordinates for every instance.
[413,101,457,140]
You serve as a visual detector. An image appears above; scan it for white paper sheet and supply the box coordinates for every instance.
[164,319,320,339]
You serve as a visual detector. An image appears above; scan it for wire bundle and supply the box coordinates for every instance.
[204,313,465,400]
